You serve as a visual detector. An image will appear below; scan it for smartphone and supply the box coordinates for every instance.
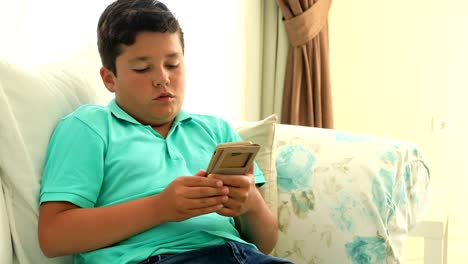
[205,141,260,175]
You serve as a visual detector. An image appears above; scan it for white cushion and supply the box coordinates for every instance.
[235,114,278,218]
[0,48,111,263]
[0,177,12,264]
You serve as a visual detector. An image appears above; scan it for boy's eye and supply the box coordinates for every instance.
[166,64,179,69]
[133,67,150,73]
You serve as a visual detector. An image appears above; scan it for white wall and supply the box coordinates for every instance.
[165,0,247,122]
[329,0,468,262]
[0,0,111,63]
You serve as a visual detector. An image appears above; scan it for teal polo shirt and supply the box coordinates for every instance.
[40,99,266,264]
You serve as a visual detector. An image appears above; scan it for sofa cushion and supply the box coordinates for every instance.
[235,114,278,218]
[272,125,430,264]
[0,50,111,263]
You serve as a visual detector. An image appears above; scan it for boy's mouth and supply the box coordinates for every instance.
[154,92,175,101]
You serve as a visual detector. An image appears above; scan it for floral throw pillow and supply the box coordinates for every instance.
[272,125,430,264]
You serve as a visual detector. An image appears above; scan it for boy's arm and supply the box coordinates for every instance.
[234,187,279,254]
[209,166,278,254]
[39,196,164,257]
[38,173,228,258]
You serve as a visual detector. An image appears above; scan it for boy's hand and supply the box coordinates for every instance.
[207,165,259,217]
[159,170,229,222]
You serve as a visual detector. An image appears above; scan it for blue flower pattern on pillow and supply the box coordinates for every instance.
[290,190,315,219]
[372,168,396,230]
[345,235,387,264]
[331,194,357,233]
[276,145,316,192]
[372,149,411,231]
[276,145,317,219]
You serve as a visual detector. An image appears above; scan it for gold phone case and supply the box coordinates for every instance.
[206,141,260,175]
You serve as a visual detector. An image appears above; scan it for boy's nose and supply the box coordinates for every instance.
[152,68,170,88]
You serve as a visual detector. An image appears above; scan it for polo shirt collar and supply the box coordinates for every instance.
[107,99,192,126]
[173,109,192,124]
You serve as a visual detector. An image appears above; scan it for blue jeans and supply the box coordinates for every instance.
[139,241,295,264]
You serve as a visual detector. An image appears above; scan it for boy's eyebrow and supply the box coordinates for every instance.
[129,56,151,63]
[166,52,182,59]
[129,53,182,63]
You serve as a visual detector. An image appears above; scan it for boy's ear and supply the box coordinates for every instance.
[100,66,117,93]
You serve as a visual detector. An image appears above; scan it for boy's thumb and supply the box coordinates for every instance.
[194,169,207,177]
[247,164,254,175]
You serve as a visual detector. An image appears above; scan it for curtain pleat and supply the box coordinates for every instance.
[276,0,333,128]
[259,1,289,121]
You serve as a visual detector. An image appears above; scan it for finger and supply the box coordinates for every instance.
[178,176,223,188]
[216,206,239,217]
[193,169,207,177]
[221,197,243,211]
[213,174,252,188]
[224,187,248,201]
[185,195,228,210]
[184,186,229,199]
[246,164,254,175]
[187,204,225,217]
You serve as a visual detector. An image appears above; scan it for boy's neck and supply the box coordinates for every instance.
[152,121,173,138]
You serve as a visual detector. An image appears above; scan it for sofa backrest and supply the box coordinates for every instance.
[0,50,112,263]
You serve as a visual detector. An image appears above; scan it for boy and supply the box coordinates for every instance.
[38,0,292,263]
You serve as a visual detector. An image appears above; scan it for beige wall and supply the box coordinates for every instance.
[329,0,468,262]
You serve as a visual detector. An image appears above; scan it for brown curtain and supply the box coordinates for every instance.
[276,0,333,128]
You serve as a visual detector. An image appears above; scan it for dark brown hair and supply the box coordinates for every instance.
[97,0,184,75]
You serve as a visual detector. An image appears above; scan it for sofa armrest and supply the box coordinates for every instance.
[272,124,430,264]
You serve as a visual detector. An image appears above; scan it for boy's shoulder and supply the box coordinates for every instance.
[184,112,238,142]
[69,104,111,122]
[188,112,231,128]
[60,104,111,134]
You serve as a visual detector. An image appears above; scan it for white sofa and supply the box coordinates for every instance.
[0,52,430,264]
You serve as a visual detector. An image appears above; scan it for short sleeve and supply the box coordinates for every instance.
[39,116,106,208]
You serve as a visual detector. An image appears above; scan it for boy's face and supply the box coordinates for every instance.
[101,32,185,127]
